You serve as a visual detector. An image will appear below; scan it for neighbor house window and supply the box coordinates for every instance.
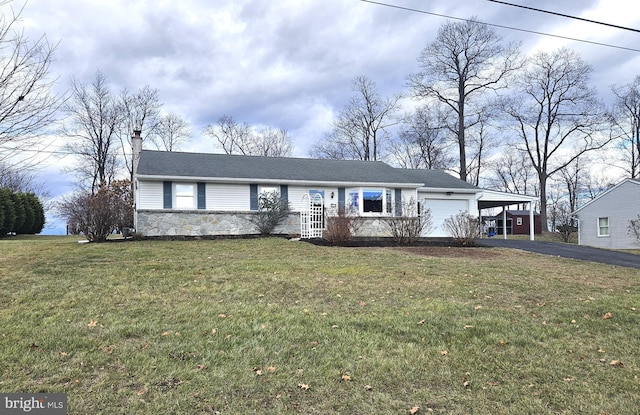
[175,183,195,209]
[597,217,610,237]
[516,217,523,226]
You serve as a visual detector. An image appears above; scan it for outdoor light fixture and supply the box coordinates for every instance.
[331,191,335,199]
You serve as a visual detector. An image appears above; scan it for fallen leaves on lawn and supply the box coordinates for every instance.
[364,384,373,391]
[602,312,613,320]
[440,350,449,356]
[298,383,310,390]
[341,374,351,381]
[88,320,97,328]
[409,406,420,414]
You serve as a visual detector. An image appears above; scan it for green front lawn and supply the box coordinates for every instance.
[1,236,639,414]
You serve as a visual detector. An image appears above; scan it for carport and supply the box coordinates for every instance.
[477,190,539,241]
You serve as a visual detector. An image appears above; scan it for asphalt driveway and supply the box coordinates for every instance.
[475,238,640,270]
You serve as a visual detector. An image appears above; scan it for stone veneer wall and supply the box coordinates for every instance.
[137,210,392,237]
[353,217,393,237]
[137,210,300,237]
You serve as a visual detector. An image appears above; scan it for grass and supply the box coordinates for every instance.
[1,236,639,414]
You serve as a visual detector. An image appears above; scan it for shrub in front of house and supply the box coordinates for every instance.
[249,191,291,235]
[444,211,480,246]
[323,206,362,246]
[56,183,131,242]
[383,198,432,245]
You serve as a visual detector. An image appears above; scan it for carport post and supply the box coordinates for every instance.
[529,205,534,241]
[502,208,507,239]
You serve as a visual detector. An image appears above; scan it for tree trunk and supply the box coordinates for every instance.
[538,173,549,232]
[458,81,467,182]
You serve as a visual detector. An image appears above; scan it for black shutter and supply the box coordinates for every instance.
[280,185,289,205]
[163,181,172,209]
[197,182,206,209]
[250,184,258,210]
[338,187,345,210]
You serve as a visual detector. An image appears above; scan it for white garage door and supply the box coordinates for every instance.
[421,199,469,237]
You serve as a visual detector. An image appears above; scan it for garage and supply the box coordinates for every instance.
[420,198,471,237]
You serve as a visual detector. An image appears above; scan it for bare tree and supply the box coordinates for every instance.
[609,76,640,178]
[408,18,520,182]
[0,2,64,165]
[465,114,498,186]
[119,85,161,179]
[488,149,538,210]
[204,114,254,155]
[253,127,293,157]
[311,75,401,161]
[503,48,609,230]
[63,71,124,193]
[153,112,191,151]
[204,115,293,157]
[389,106,454,169]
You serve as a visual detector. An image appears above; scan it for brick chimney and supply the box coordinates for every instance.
[132,129,142,177]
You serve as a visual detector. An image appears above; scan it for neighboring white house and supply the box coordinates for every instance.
[132,133,537,238]
[574,178,640,249]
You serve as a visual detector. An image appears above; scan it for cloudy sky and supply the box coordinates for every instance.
[13,0,640,233]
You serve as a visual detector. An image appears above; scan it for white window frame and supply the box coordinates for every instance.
[347,188,394,216]
[597,217,610,237]
[516,217,523,226]
[175,183,195,209]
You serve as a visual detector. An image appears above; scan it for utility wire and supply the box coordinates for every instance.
[487,0,640,34]
[360,0,640,53]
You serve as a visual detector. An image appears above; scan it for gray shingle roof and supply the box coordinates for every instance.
[397,169,480,190]
[136,150,479,190]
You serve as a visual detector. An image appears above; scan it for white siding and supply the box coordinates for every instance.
[138,181,164,209]
[207,183,251,211]
[400,189,419,211]
[577,180,640,249]
[288,187,340,211]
